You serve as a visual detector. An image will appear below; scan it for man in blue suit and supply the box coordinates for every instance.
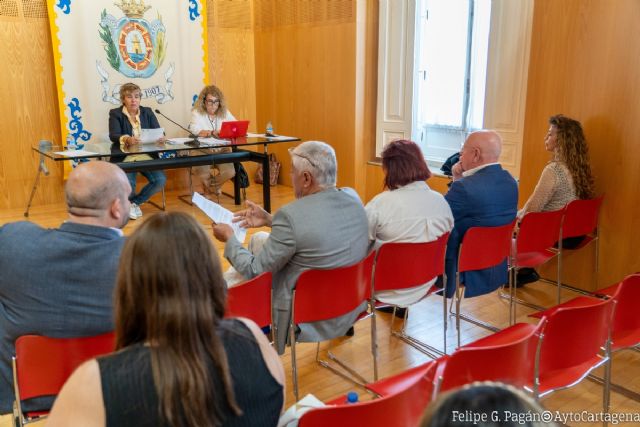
[443,130,518,298]
[0,161,130,413]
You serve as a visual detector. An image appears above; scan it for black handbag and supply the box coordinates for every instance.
[235,164,250,189]
[441,152,460,176]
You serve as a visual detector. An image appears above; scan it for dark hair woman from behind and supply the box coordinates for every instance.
[47,212,285,427]
[421,382,556,427]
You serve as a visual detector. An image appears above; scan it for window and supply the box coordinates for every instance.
[376,0,533,177]
[414,0,491,163]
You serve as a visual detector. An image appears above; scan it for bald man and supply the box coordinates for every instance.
[0,161,131,413]
[443,130,518,298]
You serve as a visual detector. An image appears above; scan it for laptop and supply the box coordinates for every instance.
[218,120,250,139]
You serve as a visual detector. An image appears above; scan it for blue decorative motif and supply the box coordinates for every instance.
[56,0,71,15]
[67,97,92,148]
[192,94,198,106]
[188,0,200,21]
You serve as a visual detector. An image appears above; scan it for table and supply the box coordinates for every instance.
[27,135,300,217]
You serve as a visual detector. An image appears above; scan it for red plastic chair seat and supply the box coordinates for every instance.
[365,361,437,397]
[528,296,602,319]
[225,272,272,329]
[514,249,558,269]
[462,322,538,348]
[538,357,607,395]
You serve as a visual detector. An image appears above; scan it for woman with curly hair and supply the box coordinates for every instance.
[517,114,595,284]
[519,114,595,218]
[188,85,236,196]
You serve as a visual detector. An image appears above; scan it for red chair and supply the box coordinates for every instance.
[434,318,545,395]
[530,273,640,404]
[546,196,605,297]
[507,208,565,314]
[372,233,449,359]
[12,332,115,426]
[225,272,272,330]
[290,252,376,400]
[527,298,614,414]
[299,361,436,427]
[453,221,516,347]
[366,360,437,398]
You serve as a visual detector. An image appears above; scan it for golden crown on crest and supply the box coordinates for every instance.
[114,0,151,19]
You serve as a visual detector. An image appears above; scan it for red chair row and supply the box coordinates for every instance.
[297,288,618,426]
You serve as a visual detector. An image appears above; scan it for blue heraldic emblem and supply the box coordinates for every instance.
[99,0,166,79]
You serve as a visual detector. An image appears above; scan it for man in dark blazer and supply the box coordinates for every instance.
[443,130,518,298]
[0,161,131,413]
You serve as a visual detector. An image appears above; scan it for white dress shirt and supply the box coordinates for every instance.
[365,181,454,306]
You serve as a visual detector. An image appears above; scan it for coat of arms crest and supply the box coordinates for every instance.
[99,0,166,78]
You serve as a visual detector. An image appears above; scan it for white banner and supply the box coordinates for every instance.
[47,0,208,150]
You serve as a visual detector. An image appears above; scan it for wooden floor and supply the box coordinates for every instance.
[1,181,639,426]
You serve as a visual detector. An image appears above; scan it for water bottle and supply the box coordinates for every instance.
[66,133,76,151]
[266,121,274,137]
[346,391,358,404]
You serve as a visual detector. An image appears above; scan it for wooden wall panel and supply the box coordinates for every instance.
[0,5,63,210]
[520,0,640,289]
[253,0,358,188]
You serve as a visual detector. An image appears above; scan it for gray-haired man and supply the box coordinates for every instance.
[213,141,369,354]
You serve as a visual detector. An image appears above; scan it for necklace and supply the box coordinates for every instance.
[207,115,218,132]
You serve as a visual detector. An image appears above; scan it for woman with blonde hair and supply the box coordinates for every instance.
[47,212,285,427]
[189,85,236,196]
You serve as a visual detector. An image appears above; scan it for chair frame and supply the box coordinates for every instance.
[372,233,450,359]
[290,252,376,400]
[452,221,516,348]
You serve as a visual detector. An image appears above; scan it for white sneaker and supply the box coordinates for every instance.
[129,203,141,220]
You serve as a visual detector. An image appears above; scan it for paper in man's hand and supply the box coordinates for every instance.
[192,192,247,243]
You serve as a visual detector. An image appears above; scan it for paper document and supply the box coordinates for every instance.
[266,135,294,141]
[54,149,98,157]
[140,128,165,144]
[192,192,246,243]
[167,137,194,145]
[246,132,263,138]
[198,137,227,147]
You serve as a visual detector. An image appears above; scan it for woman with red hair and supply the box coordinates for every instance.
[366,140,454,317]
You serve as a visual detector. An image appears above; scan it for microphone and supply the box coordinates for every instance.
[38,140,51,176]
[154,109,199,147]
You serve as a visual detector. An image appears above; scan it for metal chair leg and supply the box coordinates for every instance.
[290,323,299,401]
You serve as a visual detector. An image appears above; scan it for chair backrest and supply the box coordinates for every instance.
[609,273,640,350]
[562,195,604,239]
[538,298,614,377]
[516,208,565,255]
[293,251,375,324]
[225,271,272,328]
[14,332,115,402]
[298,361,436,427]
[373,233,449,293]
[437,319,545,393]
[458,221,516,273]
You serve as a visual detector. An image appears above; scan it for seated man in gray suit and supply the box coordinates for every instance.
[0,161,131,413]
[213,141,369,354]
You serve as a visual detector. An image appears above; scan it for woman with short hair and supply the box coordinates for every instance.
[47,212,285,427]
[366,140,454,316]
[108,82,167,220]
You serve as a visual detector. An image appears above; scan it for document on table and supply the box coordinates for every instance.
[54,149,99,157]
[192,192,246,243]
[198,137,227,146]
[140,127,165,143]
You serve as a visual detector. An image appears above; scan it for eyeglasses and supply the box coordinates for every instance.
[289,149,317,168]
[205,99,220,106]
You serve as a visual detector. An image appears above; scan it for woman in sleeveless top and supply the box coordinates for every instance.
[516,115,595,285]
[47,212,285,427]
